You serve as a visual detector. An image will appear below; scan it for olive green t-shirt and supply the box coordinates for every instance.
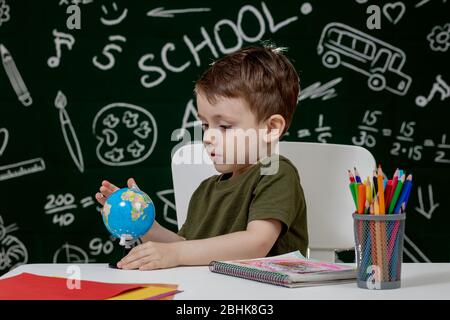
[178,154,309,257]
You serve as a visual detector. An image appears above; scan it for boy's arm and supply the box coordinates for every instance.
[140,220,185,243]
[176,219,282,265]
[118,219,282,270]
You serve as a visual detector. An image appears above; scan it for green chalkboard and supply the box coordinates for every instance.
[0,0,449,275]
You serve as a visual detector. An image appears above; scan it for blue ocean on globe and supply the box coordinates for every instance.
[101,187,155,240]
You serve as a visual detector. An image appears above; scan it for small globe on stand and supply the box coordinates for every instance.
[101,187,155,268]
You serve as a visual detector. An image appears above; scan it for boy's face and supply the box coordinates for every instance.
[196,92,267,175]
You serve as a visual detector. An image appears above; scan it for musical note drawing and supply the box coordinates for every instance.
[147,7,211,18]
[415,75,450,107]
[317,22,412,96]
[47,29,75,68]
[53,242,90,263]
[382,2,406,25]
[0,44,33,106]
[0,215,28,272]
[0,127,8,156]
[427,23,450,52]
[54,91,85,173]
[100,2,127,26]
[156,190,177,226]
[92,103,158,166]
[0,0,10,27]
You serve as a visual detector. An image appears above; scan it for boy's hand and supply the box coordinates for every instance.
[95,178,139,206]
[117,241,180,270]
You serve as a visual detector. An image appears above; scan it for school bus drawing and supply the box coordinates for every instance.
[317,23,412,96]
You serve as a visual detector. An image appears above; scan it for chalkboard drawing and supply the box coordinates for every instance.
[297,114,332,143]
[0,127,8,156]
[298,77,342,102]
[317,22,412,96]
[0,215,28,272]
[415,0,448,8]
[54,91,85,173]
[427,23,450,52]
[415,75,450,107]
[382,2,406,25]
[146,7,211,18]
[415,185,440,220]
[0,0,10,27]
[0,44,33,106]
[53,242,89,263]
[0,157,46,181]
[156,190,177,226]
[47,29,75,68]
[93,103,158,166]
[403,235,431,263]
[92,35,126,71]
[175,99,201,141]
[100,2,128,26]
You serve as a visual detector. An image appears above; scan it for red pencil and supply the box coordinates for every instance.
[348,169,355,183]
[387,169,399,207]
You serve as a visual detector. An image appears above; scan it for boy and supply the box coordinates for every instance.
[95,45,308,270]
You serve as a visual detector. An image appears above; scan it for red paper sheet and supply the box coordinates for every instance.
[0,273,145,300]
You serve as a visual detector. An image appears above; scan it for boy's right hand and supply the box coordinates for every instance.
[95,178,139,206]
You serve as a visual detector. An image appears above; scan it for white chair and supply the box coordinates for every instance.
[171,141,376,262]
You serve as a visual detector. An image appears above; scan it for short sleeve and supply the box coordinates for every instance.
[248,159,304,235]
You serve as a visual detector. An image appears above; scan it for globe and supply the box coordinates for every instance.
[101,187,155,243]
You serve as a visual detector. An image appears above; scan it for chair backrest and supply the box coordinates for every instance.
[171,141,376,262]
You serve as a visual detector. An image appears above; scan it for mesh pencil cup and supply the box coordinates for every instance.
[353,213,406,290]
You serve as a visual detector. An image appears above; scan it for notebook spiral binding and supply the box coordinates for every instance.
[209,261,290,287]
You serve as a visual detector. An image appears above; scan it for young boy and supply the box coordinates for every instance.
[95,46,308,270]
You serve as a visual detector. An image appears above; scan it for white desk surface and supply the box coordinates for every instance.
[1,263,449,300]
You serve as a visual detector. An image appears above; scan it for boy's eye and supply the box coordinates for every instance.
[220,125,232,130]
[201,123,209,130]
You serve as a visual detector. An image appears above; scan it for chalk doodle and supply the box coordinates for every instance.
[0,158,46,181]
[0,215,28,272]
[427,23,450,52]
[382,2,406,25]
[92,103,158,166]
[156,189,177,226]
[100,1,127,26]
[415,0,448,8]
[0,0,10,27]
[53,242,90,263]
[55,91,85,173]
[47,29,75,68]
[0,43,33,106]
[415,185,440,219]
[147,7,211,18]
[415,74,450,107]
[317,22,412,96]
[175,99,201,141]
[403,235,431,262]
[92,35,126,71]
[298,77,342,102]
[0,127,8,156]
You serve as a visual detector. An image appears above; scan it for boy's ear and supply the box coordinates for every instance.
[262,115,285,143]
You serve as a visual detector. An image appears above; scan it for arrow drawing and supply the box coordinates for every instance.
[147,7,211,18]
[414,185,439,219]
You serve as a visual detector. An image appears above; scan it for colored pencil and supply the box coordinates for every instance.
[377,166,385,214]
[388,175,405,214]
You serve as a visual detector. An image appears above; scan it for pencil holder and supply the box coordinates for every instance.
[353,213,406,290]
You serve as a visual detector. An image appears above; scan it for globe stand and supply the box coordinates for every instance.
[108,236,138,269]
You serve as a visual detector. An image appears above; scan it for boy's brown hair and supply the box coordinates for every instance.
[195,45,300,135]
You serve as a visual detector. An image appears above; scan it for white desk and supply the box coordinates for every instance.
[1,263,450,300]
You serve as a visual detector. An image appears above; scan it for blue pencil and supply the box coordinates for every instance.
[393,175,413,214]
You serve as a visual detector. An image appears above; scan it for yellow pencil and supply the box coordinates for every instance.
[374,195,384,282]
[377,166,385,214]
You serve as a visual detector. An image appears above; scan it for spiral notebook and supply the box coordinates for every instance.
[209,251,356,288]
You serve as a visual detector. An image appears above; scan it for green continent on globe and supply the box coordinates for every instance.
[102,202,111,226]
[121,190,149,221]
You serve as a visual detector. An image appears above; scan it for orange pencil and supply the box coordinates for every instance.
[357,184,366,214]
[373,195,384,282]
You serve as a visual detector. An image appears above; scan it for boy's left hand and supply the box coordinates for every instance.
[117,241,180,270]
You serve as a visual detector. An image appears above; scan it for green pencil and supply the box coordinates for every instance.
[349,182,358,210]
[388,175,405,214]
